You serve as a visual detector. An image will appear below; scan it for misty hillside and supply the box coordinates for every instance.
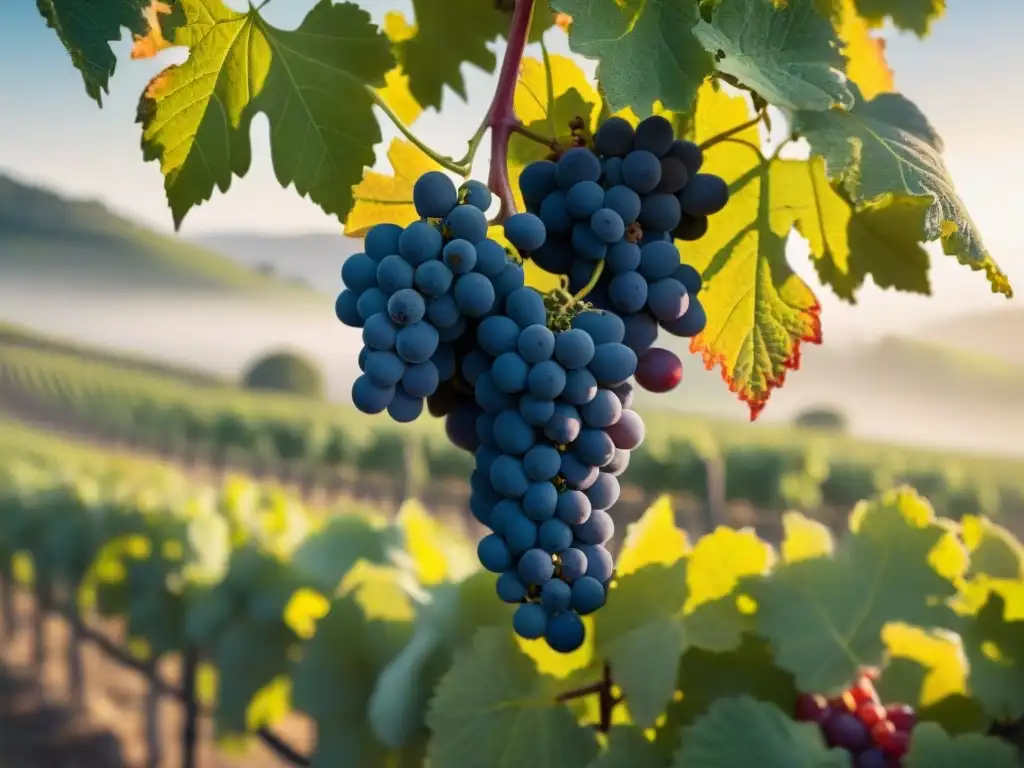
[0,173,316,297]
[915,308,1024,367]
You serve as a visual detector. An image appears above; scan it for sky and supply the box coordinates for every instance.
[1,0,1022,339]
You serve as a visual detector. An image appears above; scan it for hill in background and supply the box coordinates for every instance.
[0,173,317,297]
[915,308,1024,368]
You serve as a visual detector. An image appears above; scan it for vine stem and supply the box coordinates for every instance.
[485,0,537,222]
[555,662,619,733]
[699,108,767,151]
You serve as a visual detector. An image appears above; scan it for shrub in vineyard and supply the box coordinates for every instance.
[26,0,1023,764]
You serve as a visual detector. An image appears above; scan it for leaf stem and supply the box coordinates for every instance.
[573,260,604,301]
[511,122,560,149]
[699,108,767,151]
[368,89,471,176]
[554,663,619,734]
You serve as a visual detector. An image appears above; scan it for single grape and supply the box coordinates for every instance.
[364,222,403,261]
[399,221,443,264]
[478,533,513,572]
[504,212,547,252]
[639,192,682,232]
[376,254,415,295]
[605,448,630,476]
[414,260,453,296]
[622,311,658,355]
[388,288,426,325]
[590,208,626,244]
[496,571,527,603]
[560,452,599,490]
[341,252,379,294]
[475,371,514,413]
[588,342,638,387]
[556,490,592,525]
[575,509,614,545]
[593,116,635,157]
[540,579,573,613]
[387,387,424,423]
[603,185,642,224]
[459,179,493,212]
[505,511,539,555]
[493,261,525,299]
[678,173,730,216]
[523,444,562,481]
[566,180,605,220]
[335,290,362,327]
[580,389,623,429]
[853,748,894,768]
[571,576,606,615]
[426,293,461,329]
[586,472,621,509]
[572,222,608,262]
[822,712,872,752]
[363,312,398,351]
[554,328,596,370]
[885,704,916,733]
[581,544,613,581]
[546,611,585,653]
[666,139,703,176]
[519,160,557,206]
[490,454,530,498]
[531,238,575,275]
[494,410,536,456]
[539,190,573,235]
[621,150,662,194]
[572,429,616,468]
[364,350,406,387]
[476,238,511,278]
[605,409,645,449]
[478,315,522,357]
[513,603,548,639]
[794,693,829,723]
[638,240,681,281]
[518,324,556,364]
[633,114,675,157]
[856,702,886,729]
[609,271,649,314]
[555,147,603,189]
[519,395,555,426]
[401,360,439,398]
[395,321,439,363]
[352,375,395,415]
[492,352,530,393]
[562,368,598,406]
[445,204,489,244]
[571,311,625,345]
[559,548,588,581]
[673,263,703,294]
[527,360,567,400]
[656,156,689,193]
[506,287,548,329]
[518,548,555,584]
[453,272,496,317]
[539,518,574,553]
[661,297,707,337]
[413,171,458,218]
[606,241,642,276]
[602,156,624,186]
[544,403,582,445]
[673,213,709,241]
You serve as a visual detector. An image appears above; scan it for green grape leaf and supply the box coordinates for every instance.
[590,726,666,768]
[138,0,394,229]
[654,635,799,759]
[550,0,713,116]
[961,516,1024,580]
[778,156,931,302]
[694,0,853,111]
[213,619,294,734]
[747,488,964,692]
[596,528,769,729]
[685,84,822,419]
[960,590,1024,721]
[903,723,1018,768]
[397,0,508,110]
[292,594,414,765]
[368,628,443,749]
[874,624,986,735]
[795,85,1013,298]
[36,0,160,105]
[852,0,945,37]
[426,628,599,768]
[670,696,850,768]
[291,515,400,594]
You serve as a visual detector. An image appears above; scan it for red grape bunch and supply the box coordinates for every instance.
[796,669,918,766]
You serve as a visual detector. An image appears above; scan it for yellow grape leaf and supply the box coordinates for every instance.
[685,83,822,419]
[340,561,415,621]
[131,0,175,60]
[778,156,931,302]
[283,588,330,640]
[685,526,775,612]
[882,624,968,706]
[960,516,1024,580]
[852,0,946,37]
[396,498,477,584]
[781,511,835,562]
[835,0,893,100]
[615,495,691,577]
[376,13,423,127]
[344,139,444,237]
[245,675,291,731]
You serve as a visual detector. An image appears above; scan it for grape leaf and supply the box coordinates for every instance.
[395,498,477,585]
[596,528,769,727]
[904,723,1018,768]
[794,85,1013,297]
[343,140,443,237]
[781,511,835,562]
[670,697,850,768]
[291,515,401,594]
[960,589,1024,721]
[37,0,159,105]
[684,84,822,419]
[397,0,508,110]
[589,726,666,768]
[131,0,176,60]
[693,0,854,111]
[833,0,893,99]
[213,619,294,734]
[426,628,599,768]
[747,488,965,692]
[614,495,690,578]
[654,635,799,759]
[377,12,424,127]
[960,516,1024,580]
[138,0,394,229]
[549,0,713,116]
[777,156,931,302]
[852,0,945,37]
[875,623,986,735]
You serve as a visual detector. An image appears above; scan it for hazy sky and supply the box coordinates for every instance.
[1,1,1022,338]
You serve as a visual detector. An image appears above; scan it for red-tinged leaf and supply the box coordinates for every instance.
[681,83,822,420]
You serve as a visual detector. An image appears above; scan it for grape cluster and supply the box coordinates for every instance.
[469,290,644,653]
[335,173,524,423]
[796,670,918,766]
[518,114,726,394]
